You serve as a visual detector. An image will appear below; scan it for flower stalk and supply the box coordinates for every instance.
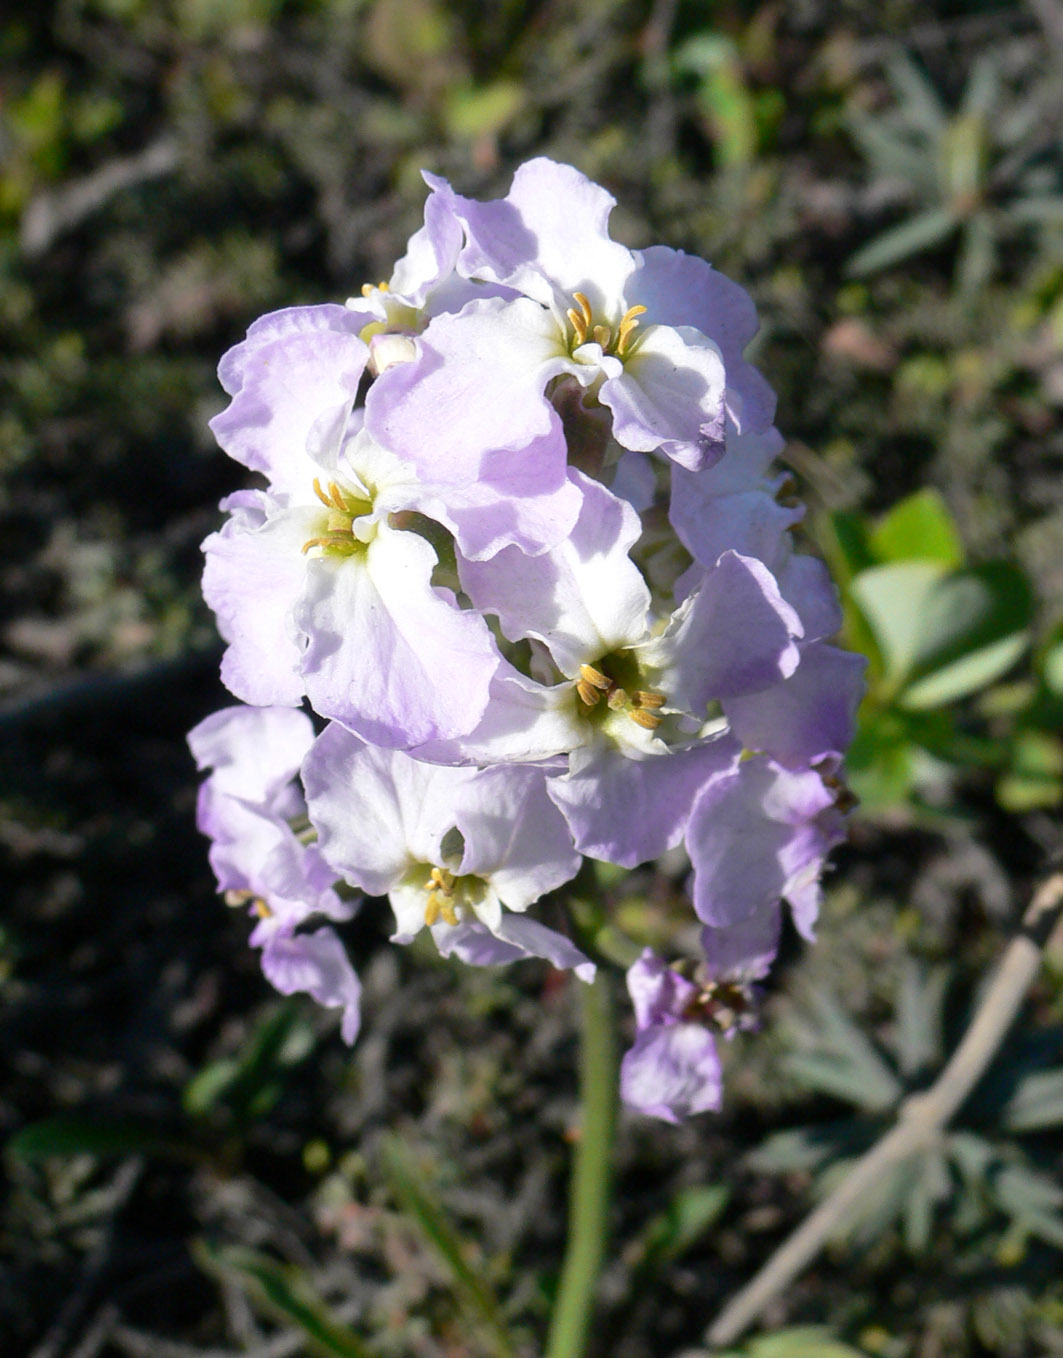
[546,970,618,1358]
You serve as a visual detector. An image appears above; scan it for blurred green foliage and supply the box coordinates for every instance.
[825,488,1062,814]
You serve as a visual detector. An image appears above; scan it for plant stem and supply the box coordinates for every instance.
[706,871,1063,1349]
[545,970,618,1358]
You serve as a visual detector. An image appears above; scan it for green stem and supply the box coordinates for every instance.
[545,970,618,1358]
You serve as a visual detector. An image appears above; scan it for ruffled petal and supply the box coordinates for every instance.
[631,246,776,434]
[642,552,802,710]
[439,158,636,312]
[547,735,740,868]
[600,324,727,470]
[453,766,580,910]
[201,496,312,708]
[260,928,362,1044]
[459,472,648,675]
[687,757,846,931]
[304,727,478,895]
[296,527,497,747]
[366,297,568,482]
[620,1025,722,1122]
[724,642,867,770]
[211,305,370,501]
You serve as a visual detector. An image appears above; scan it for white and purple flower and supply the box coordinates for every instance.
[191,156,862,1120]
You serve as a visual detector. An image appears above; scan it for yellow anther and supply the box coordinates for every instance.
[566,291,594,346]
[630,707,662,731]
[579,663,612,691]
[326,509,352,534]
[592,323,611,349]
[633,690,665,709]
[424,891,459,927]
[224,889,254,907]
[576,679,602,706]
[424,867,460,926]
[360,280,390,296]
[615,304,647,357]
[252,898,273,919]
[606,687,628,711]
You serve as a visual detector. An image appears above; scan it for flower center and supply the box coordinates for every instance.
[302,478,376,558]
[680,975,760,1035]
[566,291,646,359]
[575,659,665,731]
[421,865,488,927]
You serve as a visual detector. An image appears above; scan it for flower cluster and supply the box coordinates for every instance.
[190,158,864,1122]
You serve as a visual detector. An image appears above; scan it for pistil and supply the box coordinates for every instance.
[302,479,375,557]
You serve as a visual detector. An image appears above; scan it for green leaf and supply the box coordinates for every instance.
[823,511,876,584]
[6,1116,204,1166]
[193,1242,372,1358]
[844,714,918,809]
[900,562,1034,709]
[747,1121,872,1175]
[444,80,524,139]
[631,1184,729,1280]
[380,1136,517,1357]
[902,634,1029,709]
[183,1002,314,1123]
[893,960,947,1079]
[785,990,903,1113]
[743,1323,872,1356]
[1001,1069,1063,1132]
[886,52,948,135]
[849,561,948,688]
[847,208,957,277]
[868,489,964,567]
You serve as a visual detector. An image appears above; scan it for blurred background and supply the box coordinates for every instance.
[3,2,1063,1355]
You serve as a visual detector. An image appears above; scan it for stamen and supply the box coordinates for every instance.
[360,280,389,296]
[224,889,254,907]
[606,687,628,711]
[579,664,611,691]
[633,690,665,709]
[313,477,333,507]
[615,304,647,357]
[424,867,460,927]
[576,679,602,706]
[592,323,611,349]
[252,898,272,919]
[302,533,358,554]
[630,708,662,731]
[566,291,594,346]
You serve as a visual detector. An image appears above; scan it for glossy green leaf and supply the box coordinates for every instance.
[849,560,947,687]
[902,633,1029,709]
[868,489,964,567]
